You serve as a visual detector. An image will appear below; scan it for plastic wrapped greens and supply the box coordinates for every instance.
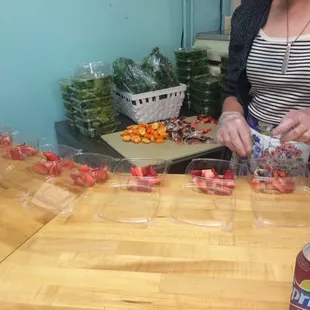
[141,47,179,89]
[113,57,157,94]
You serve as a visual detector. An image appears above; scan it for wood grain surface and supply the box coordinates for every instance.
[0,167,310,309]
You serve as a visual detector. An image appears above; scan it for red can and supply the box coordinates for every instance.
[290,244,310,309]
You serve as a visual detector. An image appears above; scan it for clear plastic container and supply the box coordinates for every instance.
[2,133,42,160]
[65,108,75,119]
[0,164,87,215]
[70,86,112,101]
[76,122,118,138]
[96,183,159,223]
[67,116,76,128]
[63,99,73,111]
[247,158,309,227]
[71,96,113,110]
[176,65,210,77]
[73,105,116,121]
[59,79,73,101]
[113,158,171,188]
[176,57,209,68]
[68,153,117,188]
[171,159,240,229]
[74,113,118,130]
[175,48,209,61]
[191,74,221,92]
[31,144,81,176]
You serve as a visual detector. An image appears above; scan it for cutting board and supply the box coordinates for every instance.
[101,119,222,162]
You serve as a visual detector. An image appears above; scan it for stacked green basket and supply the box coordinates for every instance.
[189,74,222,118]
[69,62,119,138]
[175,48,209,109]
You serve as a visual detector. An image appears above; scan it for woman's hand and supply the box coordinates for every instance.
[216,111,252,157]
[273,109,310,144]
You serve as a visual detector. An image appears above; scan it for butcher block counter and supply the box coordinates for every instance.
[0,173,309,310]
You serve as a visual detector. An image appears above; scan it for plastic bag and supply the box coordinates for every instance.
[113,58,157,94]
[142,47,179,90]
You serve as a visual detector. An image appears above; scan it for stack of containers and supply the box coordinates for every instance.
[189,74,222,118]
[70,62,119,138]
[220,54,229,106]
[175,48,209,109]
[59,79,75,128]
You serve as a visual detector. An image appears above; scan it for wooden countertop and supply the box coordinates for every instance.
[0,173,310,309]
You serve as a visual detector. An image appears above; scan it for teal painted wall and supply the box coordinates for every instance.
[0,0,224,145]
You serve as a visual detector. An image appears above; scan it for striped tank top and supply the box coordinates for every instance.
[246,29,310,125]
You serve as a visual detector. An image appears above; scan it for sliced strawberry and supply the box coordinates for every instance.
[223,169,235,180]
[212,168,219,178]
[279,177,296,194]
[18,143,38,157]
[79,165,90,172]
[214,186,233,196]
[45,162,61,176]
[130,167,137,176]
[81,172,95,187]
[271,178,285,193]
[92,168,109,182]
[147,165,158,177]
[62,159,74,170]
[0,135,11,146]
[33,163,48,175]
[70,172,79,180]
[191,170,202,177]
[148,177,161,186]
[250,178,265,192]
[141,167,149,177]
[75,177,85,187]
[224,180,236,189]
[193,176,208,193]
[135,167,144,178]
[272,170,280,178]
[10,148,25,160]
[279,170,289,178]
[43,152,60,161]
[202,169,215,179]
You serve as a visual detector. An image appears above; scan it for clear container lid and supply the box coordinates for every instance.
[0,164,87,215]
[247,158,309,227]
[70,86,112,101]
[68,153,118,188]
[113,158,171,187]
[171,159,240,229]
[76,122,118,138]
[96,183,159,223]
[71,96,113,110]
[175,48,209,61]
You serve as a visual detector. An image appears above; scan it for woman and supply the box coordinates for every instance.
[217,0,310,163]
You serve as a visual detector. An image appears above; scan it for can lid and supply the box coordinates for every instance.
[302,244,310,261]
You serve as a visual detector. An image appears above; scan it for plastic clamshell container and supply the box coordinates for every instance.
[73,105,117,121]
[97,183,159,223]
[171,159,240,229]
[175,48,209,61]
[31,144,81,177]
[2,133,42,161]
[0,164,87,215]
[59,79,73,101]
[70,86,112,101]
[74,113,118,130]
[67,116,76,128]
[176,57,209,68]
[190,74,221,92]
[247,158,309,227]
[0,125,15,147]
[113,157,171,188]
[176,65,210,77]
[76,122,118,138]
[71,96,113,110]
[68,153,117,188]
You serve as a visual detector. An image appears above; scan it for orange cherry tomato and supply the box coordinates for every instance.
[155,138,164,144]
[142,138,151,144]
[122,135,131,142]
[152,122,159,130]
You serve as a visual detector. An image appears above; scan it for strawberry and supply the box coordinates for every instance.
[9,148,25,160]
[62,159,74,170]
[279,170,288,178]
[33,163,48,175]
[130,167,137,176]
[43,152,60,161]
[147,165,158,177]
[197,114,203,121]
[148,177,161,186]
[75,177,85,187]
[224,180,236,189]
[212,168,219,178]
[81,172,95,187]
[141,167,149,177]
[193,176,208,193]
[70,172,79,180]
[135,167,144,178]
[250,178,265,192]
[202,169,215,178]
[45,162,61,176]
[223,170,235,180]
[0,135,11,146]
[79,165,90,172]
[92,168,109,182]
[271,178,285,193]
[191,170,202,176]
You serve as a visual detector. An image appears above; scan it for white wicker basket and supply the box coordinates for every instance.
[112,84,187,123]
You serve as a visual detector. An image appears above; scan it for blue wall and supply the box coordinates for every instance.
[0,0,223,145]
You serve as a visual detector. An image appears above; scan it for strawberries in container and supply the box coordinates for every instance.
[0,125,15,148]
[69,153,116,187]
[247,159,305,195]
[32,144,81,176]
[186,159,239,196]
[113,158,170,192]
